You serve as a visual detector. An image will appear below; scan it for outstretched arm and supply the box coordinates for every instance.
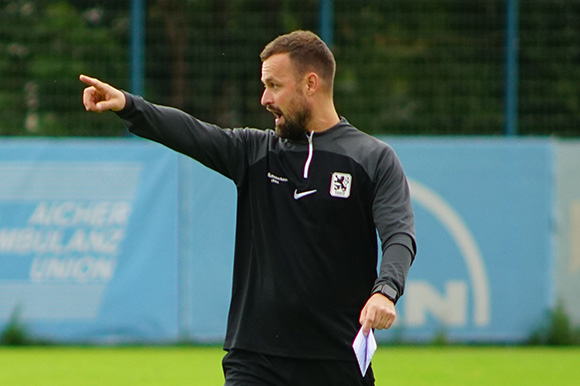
[80,74,126,112]
[81,76,253,183]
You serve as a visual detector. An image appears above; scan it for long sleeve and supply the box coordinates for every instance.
[372,235,415,303]
[371,145,416,303]
[116,92,260,184]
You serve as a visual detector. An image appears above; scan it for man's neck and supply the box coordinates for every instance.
[308,99,340,133]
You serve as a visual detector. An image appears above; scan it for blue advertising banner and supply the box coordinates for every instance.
[0,139,179,343]
[385,138,554,342]
[0,138,556,344]
[177,157,236,342]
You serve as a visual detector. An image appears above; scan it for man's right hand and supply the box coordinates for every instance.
[80,74,126,112]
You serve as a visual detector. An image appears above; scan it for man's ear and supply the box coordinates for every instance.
[304,72,319,95]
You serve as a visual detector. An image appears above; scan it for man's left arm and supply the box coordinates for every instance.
[360,145,416,335]
[360,240,414,334]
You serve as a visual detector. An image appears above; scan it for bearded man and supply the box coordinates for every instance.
[80,30,416,386]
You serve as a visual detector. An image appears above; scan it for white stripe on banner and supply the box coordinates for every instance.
[0,161,142,201]
[0,282,106,320]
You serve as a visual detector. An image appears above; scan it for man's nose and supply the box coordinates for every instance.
[261,89,272,107]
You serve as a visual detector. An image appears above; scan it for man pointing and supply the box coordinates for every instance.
[81,30,415,386]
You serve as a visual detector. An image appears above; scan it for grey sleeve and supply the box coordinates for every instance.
[371,145,416,303]
[116,92,254,183]
[371,235,414,304]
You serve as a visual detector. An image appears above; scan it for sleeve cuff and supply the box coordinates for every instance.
[371,284,398,303]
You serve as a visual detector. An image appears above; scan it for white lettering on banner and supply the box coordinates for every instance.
[28,201,132,227]
[408,179,490,327]
[64,228,125,254]
[30,256,117,283]
[405,281,468,326]
[0,200,133,286]
[0,160,145,323]
[0,228,125,255]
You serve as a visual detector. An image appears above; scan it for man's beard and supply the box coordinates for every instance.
[272,93,312,141]
[276,107,311,141]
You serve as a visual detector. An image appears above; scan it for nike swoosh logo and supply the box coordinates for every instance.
[294,189,318,200]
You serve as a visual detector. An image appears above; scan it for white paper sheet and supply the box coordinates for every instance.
[352,327,377,376]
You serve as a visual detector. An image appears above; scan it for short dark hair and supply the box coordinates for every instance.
[260,30,336,88]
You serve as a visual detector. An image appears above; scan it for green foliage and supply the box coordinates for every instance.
[145,0,320,129]
[0,0,578,136]
[1,306,30,345]
[0,0,128,136]
[519,0,580,136]
[529,300,580,345]
[333,0,505,135]
[430,326,450,346]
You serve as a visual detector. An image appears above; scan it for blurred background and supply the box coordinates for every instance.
[1,0,580,346]
[1,0,579,137]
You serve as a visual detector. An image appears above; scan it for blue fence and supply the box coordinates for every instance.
[1,137,577,344]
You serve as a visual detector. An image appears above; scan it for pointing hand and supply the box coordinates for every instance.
[80,74,126,112]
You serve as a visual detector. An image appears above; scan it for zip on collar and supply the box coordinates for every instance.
[303,131,314,179]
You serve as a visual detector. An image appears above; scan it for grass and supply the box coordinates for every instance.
[1,345,579,385]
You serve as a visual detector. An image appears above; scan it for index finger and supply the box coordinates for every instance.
[362,318,373,336]
[361,310,374,336]
[79,74,104,89]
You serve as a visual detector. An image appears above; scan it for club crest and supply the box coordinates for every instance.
[330,172,352,198]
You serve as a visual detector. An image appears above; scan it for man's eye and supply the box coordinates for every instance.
[263,82,279,90]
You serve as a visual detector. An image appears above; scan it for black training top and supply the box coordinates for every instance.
[117,93,416,360]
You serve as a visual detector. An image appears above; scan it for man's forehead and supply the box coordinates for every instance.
[261,53,294,82]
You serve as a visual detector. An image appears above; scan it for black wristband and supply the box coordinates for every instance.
[372,284,398,303]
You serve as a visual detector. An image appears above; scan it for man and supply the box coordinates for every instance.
[81,30,415,386]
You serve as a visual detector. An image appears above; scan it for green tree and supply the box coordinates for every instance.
[333,0,505,135]
[0,0,128,136]
[145,0,319,130]
[1,0,577,137]
[519,0,580,136]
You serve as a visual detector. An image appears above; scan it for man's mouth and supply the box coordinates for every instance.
[267,106,283,126]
